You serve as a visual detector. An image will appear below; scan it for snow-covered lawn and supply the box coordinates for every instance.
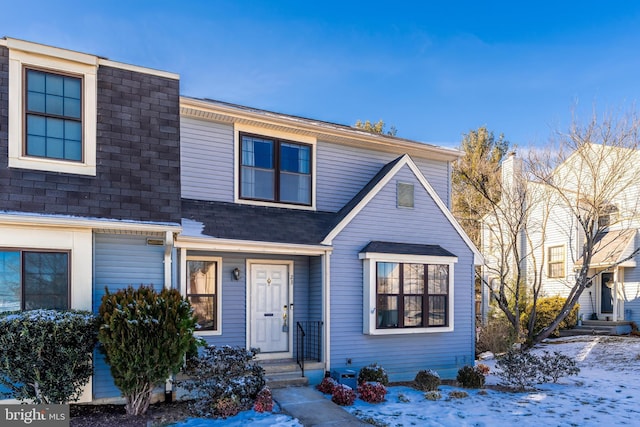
[174,335,640,426]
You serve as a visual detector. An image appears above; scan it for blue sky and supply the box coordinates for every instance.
[3,1,640,148]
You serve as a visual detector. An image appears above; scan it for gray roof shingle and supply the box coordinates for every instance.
[360,241,457,257]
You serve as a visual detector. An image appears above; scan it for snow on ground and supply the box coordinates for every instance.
[173,336,640,426]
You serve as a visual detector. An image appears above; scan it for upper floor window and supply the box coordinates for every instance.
[25,69,83,162]
[0,250,70,312]
[598,204,619,229]
[7,40,97,175]
[240,133,312,206]
[547,245,565,278]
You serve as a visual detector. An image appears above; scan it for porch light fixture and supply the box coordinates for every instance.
[232,267,241,281]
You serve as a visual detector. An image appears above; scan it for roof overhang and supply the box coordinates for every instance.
[179,97,461,162]
[575,229,637,269]
[176,235,333,256]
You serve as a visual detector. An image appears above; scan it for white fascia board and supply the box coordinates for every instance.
[0,212,181,233]
[358,252,458,264]
[175,235,332,256]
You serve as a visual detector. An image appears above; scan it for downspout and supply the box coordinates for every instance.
[164,231,174,290]
[613,267,619,321]
[323,250,331,375]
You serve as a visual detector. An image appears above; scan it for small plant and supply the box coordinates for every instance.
[214,396,241,418]
[357,381,387,403]
[456,365,486,389]
[538,351,580,383]
[0,310,98,404]
[476,316,518,355]
[357,363,389,386]
[414,369,441,391]
[448,390,469,399]
[253,386,273,413]
[316,377,339,394]
[476,363,490,376]
[495,350,542,390]
[179,345,265,418]
[332,384,356,406]
[424,391,442,401]
[397,393,410,403]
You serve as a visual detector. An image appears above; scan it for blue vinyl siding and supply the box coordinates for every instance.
[187,252,316,357]
[93,233,165,400]
[316,141,450,212]
[329,165,475,380]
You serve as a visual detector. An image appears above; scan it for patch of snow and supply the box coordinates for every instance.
[181,218,207,237]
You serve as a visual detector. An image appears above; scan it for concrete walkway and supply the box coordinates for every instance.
[272,386,368,427]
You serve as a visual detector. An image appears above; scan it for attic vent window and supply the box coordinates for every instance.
[397,182,414,208]
[146,238,165,246]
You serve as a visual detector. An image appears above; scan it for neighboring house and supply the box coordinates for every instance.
[481,149,640,328]
[0,38,481,403]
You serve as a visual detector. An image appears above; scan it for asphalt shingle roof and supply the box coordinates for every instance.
[360,241,457,258]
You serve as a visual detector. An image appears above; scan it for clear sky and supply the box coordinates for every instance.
[3,1,640,148]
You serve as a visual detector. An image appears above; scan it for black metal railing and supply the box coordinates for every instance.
[295,320,323,377]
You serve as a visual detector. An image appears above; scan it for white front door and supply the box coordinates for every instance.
[250,263,290,354]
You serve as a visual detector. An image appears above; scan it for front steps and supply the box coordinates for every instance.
[260,359,324,388]
[560,320,633,337]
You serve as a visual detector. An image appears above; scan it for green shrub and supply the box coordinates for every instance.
[357,363,389,386]
[179,345,265,418]
[538,351,580,383]
[456,365,486,388]
[414,369,441,391]
[521,296,579,337]
[0,310,98,404]
[495,350,542,390]
[98,285,199,416]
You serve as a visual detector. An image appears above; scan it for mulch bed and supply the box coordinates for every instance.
[70,400,193,427]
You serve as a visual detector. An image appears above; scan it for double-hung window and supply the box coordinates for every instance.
[0,250,70,312]
[25,69,83,161]
[361,242,457,335]
[240,133,312,205]
[376,262,449,329]
[547,245,565,278]
[186,257,221,332]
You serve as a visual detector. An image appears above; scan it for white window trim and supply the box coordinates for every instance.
[233,123,317,210]
[181,252,223,336]
[359,252,457,335]
[7,41,97,176]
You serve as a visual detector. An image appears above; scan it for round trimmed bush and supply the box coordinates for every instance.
[357,381,387,403]
[331,384,356,406]
[316,377,338,394]
[414,369,441,391]
[457,365,486,388]
[357,363,389,386]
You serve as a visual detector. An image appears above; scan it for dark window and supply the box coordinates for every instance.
[187,259,218,331]
[240,133,312,205]
[0,250,69,312]
[25,69,82,161]
[376,262,448,328]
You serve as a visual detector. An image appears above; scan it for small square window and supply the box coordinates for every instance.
[397,182,414,208]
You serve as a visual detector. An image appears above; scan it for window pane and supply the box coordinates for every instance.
[377,262,399,294]
[188,260,216,295]
[280,172,310,204]
[47,137,65,159]
[280,143,310,173]
[27,92,46,113]
[64,76,81,99]
[403,264,424,294]
[47,117,64,138]
[26,135,46,157]
[404,295,423,327]
[65,120,82,141]
[242,136,273,168]
[45,73,64,96]
[27,70,46,93]
[64,97,81,119]
[27,115,46,136]
[429,296,446,326]
[428,265,448,294]
[46,94,64,115]
[376,295,398,328]
[0,252,21,312]
[241,167,275,200]
[189,296,216,330]
[65,140,82,161]
[23,252,68,310]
